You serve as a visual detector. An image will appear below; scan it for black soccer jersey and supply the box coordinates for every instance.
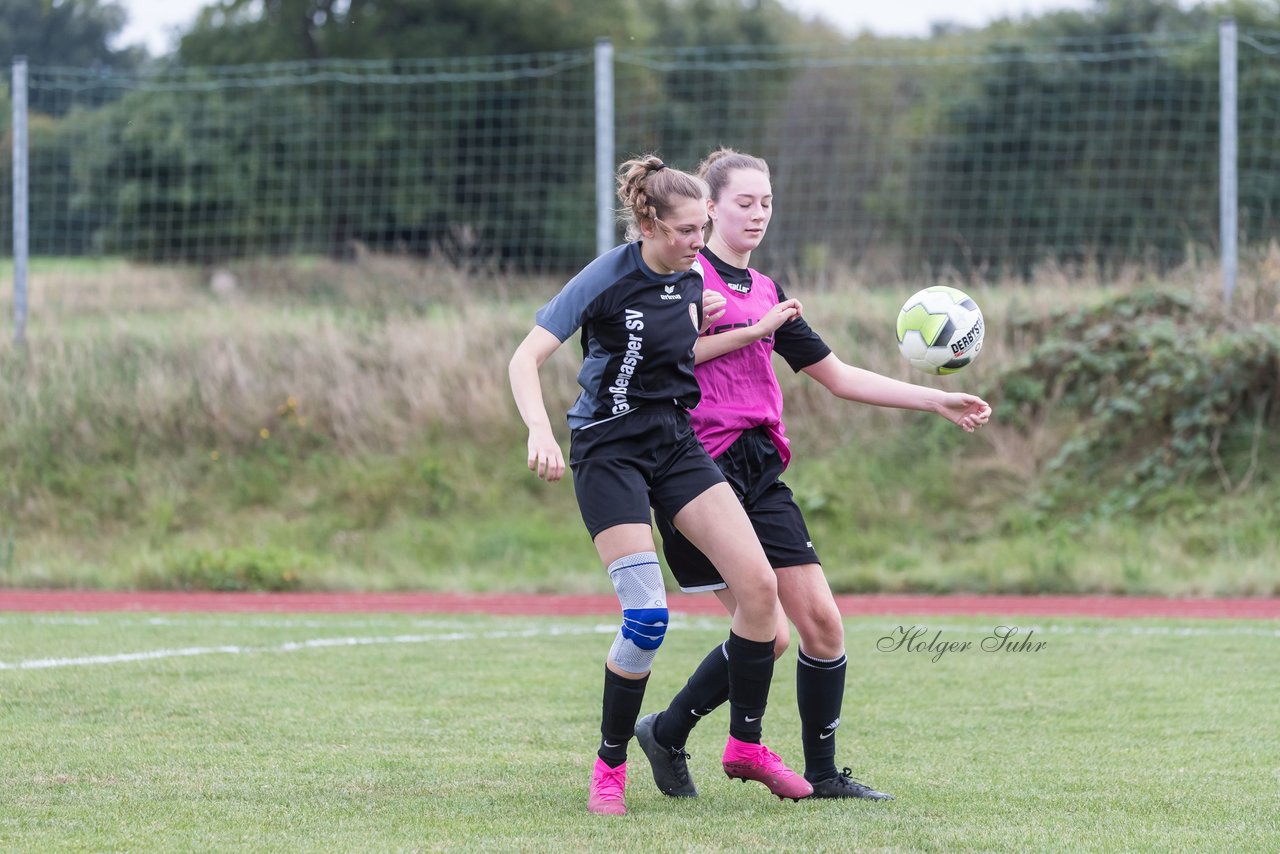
[536,242,706,429]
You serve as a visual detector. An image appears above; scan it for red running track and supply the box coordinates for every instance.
[1,589,1277,620]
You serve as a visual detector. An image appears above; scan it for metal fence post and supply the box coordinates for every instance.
[1220,19,1238,308]
[595,38,615,257]
[12,56,28,347]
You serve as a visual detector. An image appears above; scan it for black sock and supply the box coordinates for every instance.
[599,666,648,766]
[655,641,730,749]
[797,648,847,781]
[726,631,775,743]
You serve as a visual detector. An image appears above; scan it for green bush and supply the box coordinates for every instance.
[992,289,1280,521]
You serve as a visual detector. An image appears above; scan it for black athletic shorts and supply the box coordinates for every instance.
[655,427,820,592]
[568,403,727,539]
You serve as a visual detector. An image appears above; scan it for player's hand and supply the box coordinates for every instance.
[701,290,727,332]
[757,298,802,337]
[526,425,566,482]
[938,393,992,433]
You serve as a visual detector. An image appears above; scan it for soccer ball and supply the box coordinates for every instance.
[895,286,985,375]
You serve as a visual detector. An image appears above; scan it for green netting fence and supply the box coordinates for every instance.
[4,27,1279,281]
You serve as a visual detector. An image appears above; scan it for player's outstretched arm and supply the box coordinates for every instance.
[508,326,567,481]
[801,353,992,432]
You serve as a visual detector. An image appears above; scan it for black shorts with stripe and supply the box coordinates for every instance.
[655,427,820,592]
[568,404,726,540]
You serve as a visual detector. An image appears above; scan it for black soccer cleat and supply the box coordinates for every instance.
[634,713,698,797]
[807,768,895,801]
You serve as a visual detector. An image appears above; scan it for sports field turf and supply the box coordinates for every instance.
[2,610,1277,852]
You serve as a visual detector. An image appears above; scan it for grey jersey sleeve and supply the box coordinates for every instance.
[535,245,632,341]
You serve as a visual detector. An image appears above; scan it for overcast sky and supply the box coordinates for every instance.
[116,0,1099,56]
[786,0,1096,36]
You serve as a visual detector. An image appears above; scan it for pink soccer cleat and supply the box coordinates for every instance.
[588,758,628,816]
[722,736,814,801]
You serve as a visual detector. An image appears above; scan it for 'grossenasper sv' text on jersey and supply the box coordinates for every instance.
[535,242,705,429]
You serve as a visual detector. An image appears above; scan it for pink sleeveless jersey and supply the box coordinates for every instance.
[689,252,792,468]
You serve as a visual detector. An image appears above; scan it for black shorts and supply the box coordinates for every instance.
[655,427,820,592]
[569,404,727,539]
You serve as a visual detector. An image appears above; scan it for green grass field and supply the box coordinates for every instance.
[3,610,1277,852]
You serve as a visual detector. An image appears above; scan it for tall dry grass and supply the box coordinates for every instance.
[1,255,577,458]
[2,246,1273,463]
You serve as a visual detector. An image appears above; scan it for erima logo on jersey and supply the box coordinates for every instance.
[660,284,683,301]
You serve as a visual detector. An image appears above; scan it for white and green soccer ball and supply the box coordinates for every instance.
[895,286,985,375]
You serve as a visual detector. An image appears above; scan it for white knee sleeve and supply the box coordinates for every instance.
[606,552,668,674]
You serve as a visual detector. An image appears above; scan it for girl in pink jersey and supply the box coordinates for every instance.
[636,148,991,801]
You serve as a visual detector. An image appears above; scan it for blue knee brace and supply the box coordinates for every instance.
[606,552,668,674]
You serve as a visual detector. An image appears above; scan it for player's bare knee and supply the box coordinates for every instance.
[731,568,777,613]
[796,624,843,660]
[794,601,844,655]
[815,608,845,649]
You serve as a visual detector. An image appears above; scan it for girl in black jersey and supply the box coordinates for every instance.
[634,148,991,802]
[508,155,813,816]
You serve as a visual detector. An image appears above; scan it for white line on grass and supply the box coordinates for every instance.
[0,618,729,671]
[3,616,1275,672]
[0,625,615,671]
